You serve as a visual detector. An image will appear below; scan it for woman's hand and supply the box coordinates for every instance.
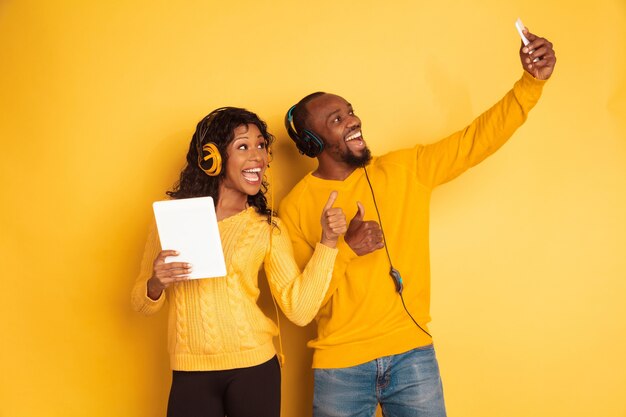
[320,191,348,248]
[147,250,191,300]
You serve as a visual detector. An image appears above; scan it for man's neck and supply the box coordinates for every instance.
[312,162,358,181]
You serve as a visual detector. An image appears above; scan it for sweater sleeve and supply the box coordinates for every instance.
[130,222,167,315]
[415,72,546,188]
[278,197,358,308]
[263,219,338,326]
[319,238,356,306]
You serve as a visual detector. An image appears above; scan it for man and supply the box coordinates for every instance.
[279,28,556,417]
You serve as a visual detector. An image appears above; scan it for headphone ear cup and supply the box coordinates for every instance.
[284,106,324,158]
[198,142,222,176]
[301,130,324,158]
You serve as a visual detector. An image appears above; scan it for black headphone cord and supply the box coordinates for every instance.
[363,167,432,339]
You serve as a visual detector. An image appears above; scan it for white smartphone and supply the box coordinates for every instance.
[515,18,530,46]
[516,18,539,62]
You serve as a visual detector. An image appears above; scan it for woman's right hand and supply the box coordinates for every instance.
[320,191,347,248]
[147,250,191,300]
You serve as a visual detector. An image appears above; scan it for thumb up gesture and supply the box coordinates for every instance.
[320,191,348,247]
[344,202,384,256]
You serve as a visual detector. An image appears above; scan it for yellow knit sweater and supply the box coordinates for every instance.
[279,72,546,368]
[131,207,338,371]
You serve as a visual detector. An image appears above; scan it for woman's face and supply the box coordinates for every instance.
[220,123,269,197]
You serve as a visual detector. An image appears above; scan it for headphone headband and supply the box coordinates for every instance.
[195,110,224,176]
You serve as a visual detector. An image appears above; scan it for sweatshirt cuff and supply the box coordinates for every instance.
[335,237,357,266]
[520,70,547,91]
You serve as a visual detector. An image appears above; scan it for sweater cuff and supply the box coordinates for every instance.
[132,286,166,315]
[313,241,339,264]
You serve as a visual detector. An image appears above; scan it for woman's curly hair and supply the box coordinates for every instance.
[166,107,275,224]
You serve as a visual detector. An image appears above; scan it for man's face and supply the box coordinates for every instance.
[306,94,371,167]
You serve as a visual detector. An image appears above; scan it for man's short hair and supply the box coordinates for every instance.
[292,92,326,135]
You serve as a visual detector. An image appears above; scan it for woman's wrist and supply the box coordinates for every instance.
[320,236,338,248]
[147,277,164,301]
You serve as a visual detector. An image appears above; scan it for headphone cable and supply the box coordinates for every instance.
[363,167,432,339]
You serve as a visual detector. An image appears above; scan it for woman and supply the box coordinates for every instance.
[131,107,346,417]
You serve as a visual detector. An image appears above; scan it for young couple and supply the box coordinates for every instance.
[132,28,556,417]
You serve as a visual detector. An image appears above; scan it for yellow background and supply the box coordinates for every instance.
[1,0,625,416]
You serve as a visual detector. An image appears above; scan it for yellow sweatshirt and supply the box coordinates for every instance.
[278,72,546,368]
[131,207,337,371]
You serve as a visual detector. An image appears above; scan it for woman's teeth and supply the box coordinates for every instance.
[242,168,261,182]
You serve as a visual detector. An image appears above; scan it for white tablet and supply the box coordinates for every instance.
[152,196,227,279]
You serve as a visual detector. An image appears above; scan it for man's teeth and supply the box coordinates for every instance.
[345,131,362,142]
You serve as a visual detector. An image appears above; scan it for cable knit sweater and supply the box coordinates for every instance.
[131,207,338,371]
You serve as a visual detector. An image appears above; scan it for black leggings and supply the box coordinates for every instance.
[167,356,281,417]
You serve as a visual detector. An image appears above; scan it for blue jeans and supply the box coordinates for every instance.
[313,345,446,417]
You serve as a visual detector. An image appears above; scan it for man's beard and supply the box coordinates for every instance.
[344,146,372,168]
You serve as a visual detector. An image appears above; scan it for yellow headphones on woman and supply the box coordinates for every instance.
[198,141,222,176]
[195,109,224,177]
[194,107,272,177]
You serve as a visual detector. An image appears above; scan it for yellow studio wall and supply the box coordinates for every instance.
[1,0,625,416]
